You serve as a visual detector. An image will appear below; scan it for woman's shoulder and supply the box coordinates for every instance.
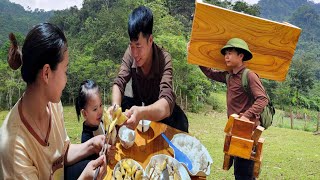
[49,101,64,115]
[1,99,22,137]
[0,99,26,161]
[49,101,63,108]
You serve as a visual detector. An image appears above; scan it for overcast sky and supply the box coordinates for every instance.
[9,0,320,11]
[9,0,83,11]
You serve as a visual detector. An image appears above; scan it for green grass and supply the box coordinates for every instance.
[1,102,320,179]
[188,111,320,179]
[273,110,318,132]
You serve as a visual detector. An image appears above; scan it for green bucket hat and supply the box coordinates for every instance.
[220,38,252,61]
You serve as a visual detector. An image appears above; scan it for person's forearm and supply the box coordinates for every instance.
[199,66,227,82]
[243,95,268,120]
[143,98,170,121]
[112,85,122,106]
[65,141,95,166]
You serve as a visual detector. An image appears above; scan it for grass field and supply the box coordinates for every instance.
[1,97,320,179]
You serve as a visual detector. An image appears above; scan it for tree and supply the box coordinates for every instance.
[290,5,320,43]
[233,1,260,16]
[288,56,315,108]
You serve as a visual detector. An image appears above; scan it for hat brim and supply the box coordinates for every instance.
[221,45,252,61]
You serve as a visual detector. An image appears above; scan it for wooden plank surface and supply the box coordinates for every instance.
[231,118,255,139]
[228,136,254,159]
[104,122,206,180]
[188,0,301,81]
[223,134,232,153]
[251,126,265,145]
[222,154,233,170]
[224,114,238,134]
[253,155,263,178]
[252,138,265,162]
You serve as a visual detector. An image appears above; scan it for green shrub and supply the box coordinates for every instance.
[206,92,226,112]
[189,102,204,113]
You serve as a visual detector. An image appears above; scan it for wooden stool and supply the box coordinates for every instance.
[223,114,265,178]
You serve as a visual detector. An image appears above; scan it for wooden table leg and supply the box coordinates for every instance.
[222,154,233,170]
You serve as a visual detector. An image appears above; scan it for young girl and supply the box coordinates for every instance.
[0,23,106,180]
[76,79,105,142]
[65,79,116,179]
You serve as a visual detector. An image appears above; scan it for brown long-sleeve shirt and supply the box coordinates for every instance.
[200,65,268,123]
[113,43,176,114]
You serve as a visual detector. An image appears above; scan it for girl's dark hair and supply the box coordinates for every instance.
[75,79,100,121]
[128,5,153,41]
[7,23,67,84]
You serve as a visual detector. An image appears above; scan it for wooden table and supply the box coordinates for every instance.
[104,122,206,180]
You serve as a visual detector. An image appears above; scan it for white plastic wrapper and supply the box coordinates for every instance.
[171,133,213,176]
[145,154,191,180]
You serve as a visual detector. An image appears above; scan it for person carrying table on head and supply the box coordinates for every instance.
[198,38,269,180]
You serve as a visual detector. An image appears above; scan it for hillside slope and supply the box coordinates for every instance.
[0,0,53,45]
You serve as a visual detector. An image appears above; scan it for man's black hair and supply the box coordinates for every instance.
[128,6,153,41]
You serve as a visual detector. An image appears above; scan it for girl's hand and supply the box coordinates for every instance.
[79,155,106,180]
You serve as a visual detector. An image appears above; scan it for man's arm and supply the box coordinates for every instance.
[124,98,171,130]
[146,98,171,119]
[112,84,122,106]
[199,66,228,83]
[242,71,269,121]
[127,98,170,120]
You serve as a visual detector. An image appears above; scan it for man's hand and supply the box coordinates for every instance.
[239,113,260,126]
[106,104,120,120]
[124,105,143,130]
[239,115,250,122]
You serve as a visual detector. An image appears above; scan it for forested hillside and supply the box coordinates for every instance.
[0,0,53,45]
[257,0,320,113]
[259,0,320,56]
[0,0,320,118]
[258,0,320,21]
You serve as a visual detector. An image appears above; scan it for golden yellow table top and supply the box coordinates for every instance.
[104,122,205,180]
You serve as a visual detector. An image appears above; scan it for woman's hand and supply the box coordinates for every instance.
[79,155,106,180]
[90,135,105,155]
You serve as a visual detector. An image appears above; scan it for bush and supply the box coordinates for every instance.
[206,92,226,112]
[189,102,204,113]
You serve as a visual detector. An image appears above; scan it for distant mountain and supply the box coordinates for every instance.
[0,0,53,45]
[258,0,320,21]
[258,0,320,57]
